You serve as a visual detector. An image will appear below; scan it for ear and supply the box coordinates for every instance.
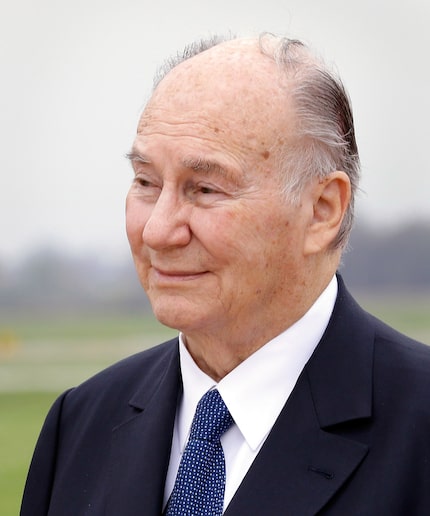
[304,171,351,255]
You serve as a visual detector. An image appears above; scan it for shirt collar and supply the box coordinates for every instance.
[178,275,338,452]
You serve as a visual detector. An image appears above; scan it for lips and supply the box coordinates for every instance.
[151,266,208,282]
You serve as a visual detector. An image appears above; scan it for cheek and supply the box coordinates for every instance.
[191,210,243,258]
[125,201,147,250]
[192,208,270,270]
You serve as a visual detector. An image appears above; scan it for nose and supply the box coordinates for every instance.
[142,187,192,250]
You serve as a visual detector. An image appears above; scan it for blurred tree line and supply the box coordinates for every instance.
[0,251,150,319]
[341,221,430,289]
[1,221,429,320]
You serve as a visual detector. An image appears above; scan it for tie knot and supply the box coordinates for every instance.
[190,389,233,442]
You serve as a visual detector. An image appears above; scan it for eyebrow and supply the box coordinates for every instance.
[125,151,151,164]
[126,151,240,184]
[181,156,230,177]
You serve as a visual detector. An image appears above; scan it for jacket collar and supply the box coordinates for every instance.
[306,274,373,428]
[225,276,374,515]
[106,277,375,515]
[106,339,181,515]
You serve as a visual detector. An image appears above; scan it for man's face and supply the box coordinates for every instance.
[126,43,314,339]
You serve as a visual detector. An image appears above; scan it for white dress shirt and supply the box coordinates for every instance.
[163,276,338,511]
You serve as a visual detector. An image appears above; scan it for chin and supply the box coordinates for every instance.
[150,296,212,333]
[150,297,191,331]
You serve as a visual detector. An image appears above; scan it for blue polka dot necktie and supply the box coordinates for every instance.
[165,389,234,515]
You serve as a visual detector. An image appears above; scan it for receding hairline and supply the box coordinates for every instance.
[152,34,314,90]
[146,33,360,249]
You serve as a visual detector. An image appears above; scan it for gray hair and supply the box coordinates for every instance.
[153,33,360,249]
[259,34,360,249]
[153,34,234,88]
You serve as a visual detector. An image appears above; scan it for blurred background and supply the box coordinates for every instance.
[1,0,429,513]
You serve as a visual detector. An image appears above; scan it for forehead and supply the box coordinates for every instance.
[136,40,294,164]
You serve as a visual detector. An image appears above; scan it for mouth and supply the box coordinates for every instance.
[151,266,208,283]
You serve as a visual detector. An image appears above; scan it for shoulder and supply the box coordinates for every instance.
[83,337,179,385]
[78,337,178,388]
[337,275,430,371]
[371,315,430,394]
[334,276,430,403]
[57,337,180,420]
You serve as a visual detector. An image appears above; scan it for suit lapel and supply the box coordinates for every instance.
[106,339,182,515]
[104,279,375,515]
[225,278,374,515]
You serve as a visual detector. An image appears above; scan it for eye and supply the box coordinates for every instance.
[184,181,228,206]
[135,177,154,188]
[189,182,222,198]
[132,173,160,188]
[130,174,161,201]
[199,185,218,195]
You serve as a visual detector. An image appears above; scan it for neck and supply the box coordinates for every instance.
[183,332,261,382]
[183,267,337,381]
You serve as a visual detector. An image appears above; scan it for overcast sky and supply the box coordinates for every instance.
[1,0,429,263]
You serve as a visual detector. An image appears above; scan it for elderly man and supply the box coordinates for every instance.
[22,34,430,515]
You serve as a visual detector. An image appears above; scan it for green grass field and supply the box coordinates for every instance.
[0,314,175,515]
[0,301,429,515]
[0,392,59,515]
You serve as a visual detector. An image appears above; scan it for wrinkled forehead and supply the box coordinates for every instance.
[138,39,295,156]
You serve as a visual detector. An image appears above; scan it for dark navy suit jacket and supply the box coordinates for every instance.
[21,278,430,515]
